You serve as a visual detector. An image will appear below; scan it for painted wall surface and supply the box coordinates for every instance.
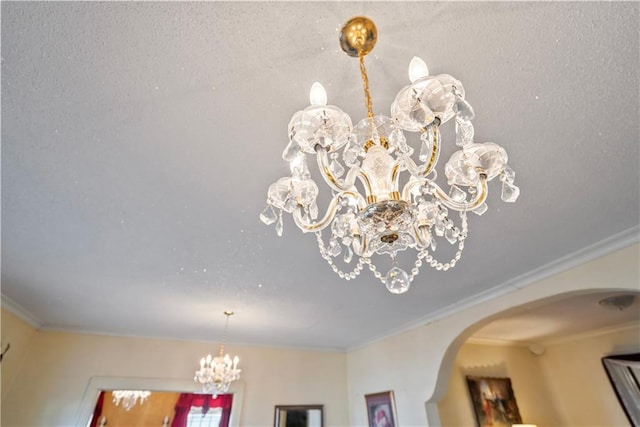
[3,244,638,427]
[437,343,563,427]
[1,309,37,402]
[347,244,639,427]
[537,325,640,427]
[0,322,349,427]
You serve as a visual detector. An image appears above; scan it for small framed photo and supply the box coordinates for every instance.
[365,390,397,427]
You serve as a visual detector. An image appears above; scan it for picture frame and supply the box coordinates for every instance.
[365,391,397,427]
[465,376,522,427]
[602,353,640,426]
[273,405,324,427]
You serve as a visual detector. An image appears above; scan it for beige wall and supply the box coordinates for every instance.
[437,326,640,427]
[438,342,563,427]
[1,309,39,426]
[347,244,639,426]
[538,325,639,427]
[3,244,638,427]
[0,319,349,427]
[1,309,37,402]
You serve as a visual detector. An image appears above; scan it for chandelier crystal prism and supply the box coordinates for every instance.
[260,17,520,294]
[194,311,241,395]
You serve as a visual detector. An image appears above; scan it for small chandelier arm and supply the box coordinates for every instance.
[260,16,520,294]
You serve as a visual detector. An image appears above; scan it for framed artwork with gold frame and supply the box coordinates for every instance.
[465,376,522,427]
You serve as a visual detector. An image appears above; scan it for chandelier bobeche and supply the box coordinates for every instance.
[260,17,519,294]
[194,311,241,395]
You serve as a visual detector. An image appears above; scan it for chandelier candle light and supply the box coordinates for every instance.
[260,17,520,294]
[112,390,151,411]
[194,311,241,395]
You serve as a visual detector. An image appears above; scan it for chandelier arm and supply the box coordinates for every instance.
[435,176,488,211]
[401,156,434,185]
[356,170,374,202]
[292,191,364,232]
[401,175,488,211]
[391,162,402,195]
[316,149,353,192]
[422,125,441,176]
[413,226,426,248]
[358,234,369,257]
[413,224,429,248]
[400,133,441,179]
[401,177,423,201]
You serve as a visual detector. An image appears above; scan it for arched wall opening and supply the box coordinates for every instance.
[346,243,637,427]
[424,287,639,426]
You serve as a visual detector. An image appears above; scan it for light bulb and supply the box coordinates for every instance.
[409,56,429,83]
[309,82,327,106]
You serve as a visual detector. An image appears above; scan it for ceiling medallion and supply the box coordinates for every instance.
[194,311,241,395]
[598,294,637,311]
[260,17,520,294]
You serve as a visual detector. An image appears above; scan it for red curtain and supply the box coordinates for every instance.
[88,391,105,427]
[171,393,233,427]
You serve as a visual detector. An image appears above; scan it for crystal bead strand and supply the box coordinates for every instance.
[315,232,366,280]
[366,260,384,281]
[365,212,469,286]
[408,251,426,282]
[420,211,468,271]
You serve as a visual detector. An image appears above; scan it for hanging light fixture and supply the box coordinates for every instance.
[112,390,151,411]
[194,311,241,395]
[260,17,520,294]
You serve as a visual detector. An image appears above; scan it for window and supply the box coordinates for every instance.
[186,406,222,427]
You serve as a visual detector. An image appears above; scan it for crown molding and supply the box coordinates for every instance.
[467,322,640,349]
[36,324,347,353]
[541,321,640,347]
[348,225,640,352]
[1,294,43,328]
[466,337,530,347]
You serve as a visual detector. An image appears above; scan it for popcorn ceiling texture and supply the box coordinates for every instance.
[1,2,638,350]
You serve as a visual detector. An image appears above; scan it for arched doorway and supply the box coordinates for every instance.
[427,289,639,426]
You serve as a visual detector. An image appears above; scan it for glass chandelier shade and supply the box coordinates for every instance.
[112,390,151,411]
[260,17,520,294]
[194,311,241,395]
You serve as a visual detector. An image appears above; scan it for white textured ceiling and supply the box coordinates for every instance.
[2,2,639,350]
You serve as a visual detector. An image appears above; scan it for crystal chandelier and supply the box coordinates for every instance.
[260,17,520,294]
[112,390,151,411]
[194,311,241,395]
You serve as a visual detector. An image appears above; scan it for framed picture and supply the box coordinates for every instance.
[365,391,397,427]
[465,376,522,427]
[602,353,640,426]
[273,405,324,427]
